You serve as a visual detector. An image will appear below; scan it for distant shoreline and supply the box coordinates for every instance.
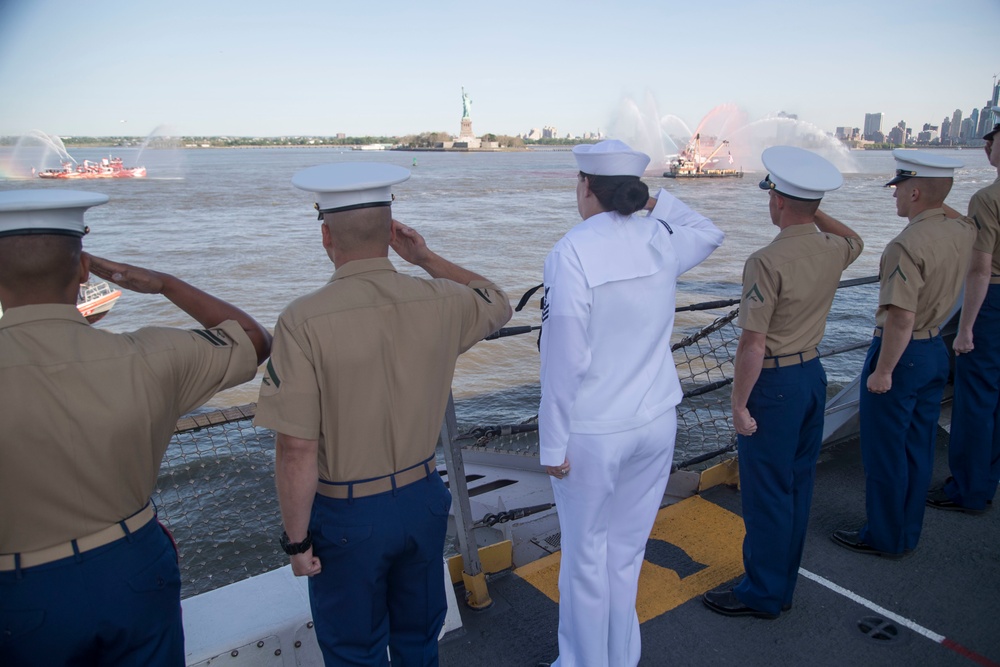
[1,142,574,152]
[0,136,584,151]
[1,138,980,153]
[851,145,986,151]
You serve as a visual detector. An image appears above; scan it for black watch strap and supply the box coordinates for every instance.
[279,530,313,555]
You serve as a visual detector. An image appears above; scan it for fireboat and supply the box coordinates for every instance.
[663,134,743,179]
[37,156,146,180]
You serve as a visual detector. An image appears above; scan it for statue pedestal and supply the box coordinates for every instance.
[459,118,475,139]
[457,118,481,148]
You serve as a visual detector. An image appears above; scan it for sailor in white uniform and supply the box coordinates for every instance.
[539,140,724,667]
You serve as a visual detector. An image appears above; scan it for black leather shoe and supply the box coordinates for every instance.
[830,529,906,558]
[702,588,779,619]
[926,488,987,515]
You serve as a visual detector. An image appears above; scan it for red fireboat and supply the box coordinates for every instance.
[37,156,146,179]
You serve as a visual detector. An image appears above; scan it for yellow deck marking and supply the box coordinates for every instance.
[514,548,563,603]
[516,495,745,623]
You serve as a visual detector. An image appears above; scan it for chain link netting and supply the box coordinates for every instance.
[157,303,744,598]
[458,306,742,466]
[156,415,282,599]
[672,309,741,466]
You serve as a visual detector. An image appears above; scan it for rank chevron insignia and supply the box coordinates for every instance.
[744,283,764,304]
[263,359,280,388]
[889,265,907,282]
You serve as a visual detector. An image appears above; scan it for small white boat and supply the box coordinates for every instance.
[76,280,122,323]
[0,280,121,322]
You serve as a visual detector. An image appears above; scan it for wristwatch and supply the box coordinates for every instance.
[279,530,313,555]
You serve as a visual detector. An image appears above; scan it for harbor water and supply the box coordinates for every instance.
[1,146,991,419]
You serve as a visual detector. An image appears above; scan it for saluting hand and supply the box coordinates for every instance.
[290,549,322,577]
[733,407,757,436]
[390,219,432,266]
[86,254,165,295]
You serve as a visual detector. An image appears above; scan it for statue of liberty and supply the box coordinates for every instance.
[461,87,472,119]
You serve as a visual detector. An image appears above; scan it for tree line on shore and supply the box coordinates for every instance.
[1,134,587,148]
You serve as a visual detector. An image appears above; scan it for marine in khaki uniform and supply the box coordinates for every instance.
[254,163,511,666]
[0,189,270,666]
[702,147,863,620]
[833,150,977,557]
[928,113,1000,514]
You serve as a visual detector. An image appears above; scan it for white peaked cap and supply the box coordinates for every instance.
[573,140,651,177]
[758,146,843,201]
[0,189,108,238]
[885,149,963,187]
[292,163,411,218]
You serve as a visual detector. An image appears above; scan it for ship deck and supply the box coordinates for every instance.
[439,428,1000,667]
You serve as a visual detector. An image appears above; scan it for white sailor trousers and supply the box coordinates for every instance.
[550,407,677,667]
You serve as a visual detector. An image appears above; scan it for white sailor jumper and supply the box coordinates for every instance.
[539,189,724,667]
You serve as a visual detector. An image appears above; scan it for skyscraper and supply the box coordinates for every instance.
[960,117,975,140]
[970,108,980,138]
[888,120,907,146]
[978,105,993,137]
[950,109,963,139]
[864,112,883,141]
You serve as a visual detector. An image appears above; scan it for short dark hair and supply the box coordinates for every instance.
[0,234,82,294]
[580,172,649,216]
[323,205,392,252]
[781,196,821,216]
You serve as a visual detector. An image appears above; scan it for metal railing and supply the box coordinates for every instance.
[158,275,882,604]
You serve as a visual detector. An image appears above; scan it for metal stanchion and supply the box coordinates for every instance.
[439,391,493,610]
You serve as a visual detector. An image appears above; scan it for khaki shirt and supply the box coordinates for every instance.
[876,208,978,330]
[739,223,863,357]
[0,306,257,553]
[968,176,1000,275]
[254,258,510,483]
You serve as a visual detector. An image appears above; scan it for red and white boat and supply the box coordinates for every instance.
[0,281,121,323]
[77,281,122,323]
[37,156,146,179]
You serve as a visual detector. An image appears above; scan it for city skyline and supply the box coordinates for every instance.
[1,0,998,140]
[849,83,999,146]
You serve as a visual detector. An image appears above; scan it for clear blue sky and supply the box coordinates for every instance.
[1,0,997,138]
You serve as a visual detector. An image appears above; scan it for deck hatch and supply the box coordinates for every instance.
[530,530,562,554]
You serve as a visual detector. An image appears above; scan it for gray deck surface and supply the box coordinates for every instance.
[439,431,1000,667]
